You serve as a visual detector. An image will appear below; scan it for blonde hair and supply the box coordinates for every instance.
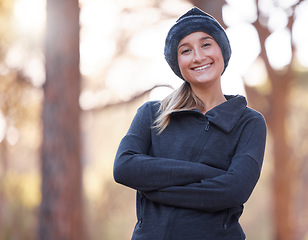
[153,82,204,134]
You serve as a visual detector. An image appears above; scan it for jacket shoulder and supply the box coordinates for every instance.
[132,101,161,126]
[243,106,267,128]
[138,100,160,115]
[244,106,265,118]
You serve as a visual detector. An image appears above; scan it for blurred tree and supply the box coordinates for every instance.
[189,0,306,240]
[38,0,84,239]
[0,0,43,239]
[0,0,15,173]
[0,72,35,172]
[0,0,14,59]
[188,0,225,26]
[248,1,299,239]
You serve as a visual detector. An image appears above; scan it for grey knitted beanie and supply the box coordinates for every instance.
[164,7,231,80]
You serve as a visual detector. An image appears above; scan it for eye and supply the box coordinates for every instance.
[202,43,211,48]
[180,49,191,55]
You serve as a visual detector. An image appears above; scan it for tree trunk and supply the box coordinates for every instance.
[267,74,295,240]
[245,65,295,240]
[250,7,296,239]
[38,0,84,239]
[188,0,226,28]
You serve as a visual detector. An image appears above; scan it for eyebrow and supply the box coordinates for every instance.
[177,36,213,51]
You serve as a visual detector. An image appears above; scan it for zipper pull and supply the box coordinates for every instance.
[205,121,210,131]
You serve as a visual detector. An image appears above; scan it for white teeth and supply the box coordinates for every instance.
[194,64,211,71]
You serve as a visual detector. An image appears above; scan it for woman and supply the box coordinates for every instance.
[114,7,267,240]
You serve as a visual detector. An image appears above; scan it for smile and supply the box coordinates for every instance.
[192,63,212,71]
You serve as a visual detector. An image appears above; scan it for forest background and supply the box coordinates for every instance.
[0,0,308,239]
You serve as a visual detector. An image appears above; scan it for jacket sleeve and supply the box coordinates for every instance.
[143,115,267,211]
[113,102,226,192]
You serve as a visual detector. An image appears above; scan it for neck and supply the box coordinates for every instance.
[190,82,226,114]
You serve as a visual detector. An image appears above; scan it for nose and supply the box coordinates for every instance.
[193,49,205,63]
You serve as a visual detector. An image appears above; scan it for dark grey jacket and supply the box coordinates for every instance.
[114,95,267,240]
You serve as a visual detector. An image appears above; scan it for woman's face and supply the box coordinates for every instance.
[177,31,224,88]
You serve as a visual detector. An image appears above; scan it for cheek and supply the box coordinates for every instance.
[177,58,188,77]
[217,53,225,72]
[215,48,224,69]
[177,56,189,70]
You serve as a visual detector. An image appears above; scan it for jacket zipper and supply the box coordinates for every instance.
[190,120,210,162]
[138,193,144,227]
[223,208,229,230]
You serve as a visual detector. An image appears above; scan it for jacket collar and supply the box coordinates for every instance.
[205,95,247,133]
[170,95,247,133]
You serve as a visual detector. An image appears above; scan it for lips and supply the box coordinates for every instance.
[192,63,212,72]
